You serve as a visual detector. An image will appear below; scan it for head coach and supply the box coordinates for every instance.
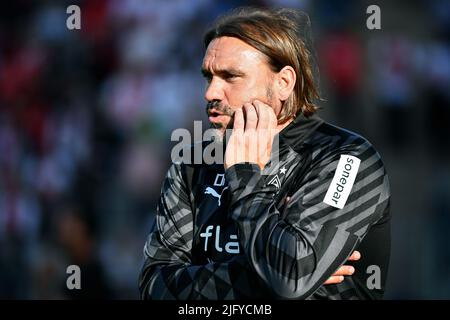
[139,7,391,300]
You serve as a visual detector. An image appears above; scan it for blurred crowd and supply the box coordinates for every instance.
[0,0,449,299]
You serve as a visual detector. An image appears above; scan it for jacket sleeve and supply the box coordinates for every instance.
[139,163,266,299]
[224,140,391,299]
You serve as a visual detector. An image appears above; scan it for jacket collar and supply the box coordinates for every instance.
[278,113,324,152]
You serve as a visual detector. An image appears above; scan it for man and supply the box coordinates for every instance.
[139,7,391,300]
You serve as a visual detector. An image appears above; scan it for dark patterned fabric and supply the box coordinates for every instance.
[139,114,391,300]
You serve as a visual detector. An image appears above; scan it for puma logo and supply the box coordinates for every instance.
[204,186,228,206]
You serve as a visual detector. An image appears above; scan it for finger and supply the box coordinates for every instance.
[348,251,361,261]
[233,108,245,130]
[323,276,344,285]
[253,100,269,130]
[243,103,258,130]
[331,265,355,277]
[253,100,277,155]
[256,99,278,128]
[253,101,270,162]
[266,103,278,128]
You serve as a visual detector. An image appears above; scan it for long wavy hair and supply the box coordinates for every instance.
[204,7,321,123]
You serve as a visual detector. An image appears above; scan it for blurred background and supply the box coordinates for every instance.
[0,0,449,299]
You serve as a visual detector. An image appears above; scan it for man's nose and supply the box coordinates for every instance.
[204,78,224,102]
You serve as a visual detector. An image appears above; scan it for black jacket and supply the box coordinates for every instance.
[139,114,391,299]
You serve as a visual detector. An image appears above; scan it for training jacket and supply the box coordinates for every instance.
[139,113,391,300]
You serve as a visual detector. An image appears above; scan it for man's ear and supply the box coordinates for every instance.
[276,66,296,101]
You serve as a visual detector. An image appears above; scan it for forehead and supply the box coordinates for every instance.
[202,36,266,69]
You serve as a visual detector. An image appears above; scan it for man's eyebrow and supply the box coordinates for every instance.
[201,67,245,78]
[201,68,211,77]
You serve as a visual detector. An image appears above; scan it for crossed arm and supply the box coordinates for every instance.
[139,102,388,299]
[138,150,386,300]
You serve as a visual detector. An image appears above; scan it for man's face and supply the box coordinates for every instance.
[202,37,280,133]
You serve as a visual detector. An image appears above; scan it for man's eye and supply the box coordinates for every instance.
[224,74,238,82]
